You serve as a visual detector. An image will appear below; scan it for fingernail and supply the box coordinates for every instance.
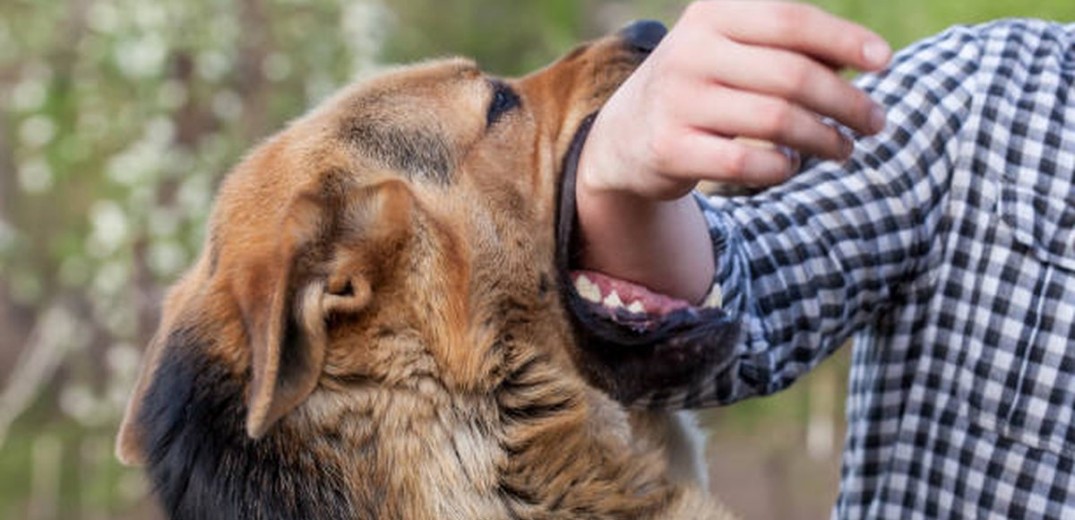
[840,135,854,158]
[862,39,891,68]
[780,146,801,172]
[870,104,887,133]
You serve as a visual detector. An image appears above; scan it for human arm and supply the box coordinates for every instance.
[575,4,987,407]
[575,0,892,304]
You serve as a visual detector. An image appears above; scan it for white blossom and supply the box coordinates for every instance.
[17,157,53,194]
[19,115,56,147]
[147,239,187,277]
[10,77,48,112]
[262,52,292,82]
[114,34,167,78]
[87,200,130,257]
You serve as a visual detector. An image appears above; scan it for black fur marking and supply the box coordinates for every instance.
[137,327,355,520]
[493,352,580,513]
[501,397,575,423]
[495,355,547,396]
[499,436,534,458]
[538,274,551,298]
[497,479,541,507]
[342,119,453,184]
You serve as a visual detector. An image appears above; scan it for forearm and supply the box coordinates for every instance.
[574,175,714,304]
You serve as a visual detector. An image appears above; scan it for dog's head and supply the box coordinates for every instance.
[117,20,734,470]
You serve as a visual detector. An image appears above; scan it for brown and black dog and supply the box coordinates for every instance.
[116,21,739,519]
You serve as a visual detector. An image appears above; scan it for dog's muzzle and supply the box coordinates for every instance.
[555,115,741,408]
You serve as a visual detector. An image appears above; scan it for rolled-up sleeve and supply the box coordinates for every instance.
[693,25,982,405]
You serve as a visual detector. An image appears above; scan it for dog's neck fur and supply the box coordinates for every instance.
[138,327,357,519]
[138,308,693,519]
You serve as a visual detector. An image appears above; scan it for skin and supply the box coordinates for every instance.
[575,1,893,303]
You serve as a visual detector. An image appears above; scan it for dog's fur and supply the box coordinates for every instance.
[116,27,735,519]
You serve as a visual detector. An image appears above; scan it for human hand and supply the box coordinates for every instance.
[575,1,892,302]
[582,0,891,199]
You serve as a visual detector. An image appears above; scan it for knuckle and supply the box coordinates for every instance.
[760,100,795,135]
[719,146,750,179]
[770,3,823,39]
[782,60,813,92]
[645,126,682,172]
[769,3,804,32]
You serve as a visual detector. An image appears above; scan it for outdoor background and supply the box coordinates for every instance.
[0,1,1071,518]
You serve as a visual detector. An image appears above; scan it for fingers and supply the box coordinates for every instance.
[648,130,796,188]
[577,1,894,199]
[680,86,851,160]
[684,0,892,71]
[697,40,886,138]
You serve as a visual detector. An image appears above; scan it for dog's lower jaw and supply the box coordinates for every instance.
[554,116,742,408]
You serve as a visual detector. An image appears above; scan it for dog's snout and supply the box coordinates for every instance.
[619,20,667,54]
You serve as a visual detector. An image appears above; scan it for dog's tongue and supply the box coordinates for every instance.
[569,269,695,316]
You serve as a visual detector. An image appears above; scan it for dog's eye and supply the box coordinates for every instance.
[486,80,520,128]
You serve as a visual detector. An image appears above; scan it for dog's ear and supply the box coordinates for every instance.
[115,176,415,464]
[243,179,414,439]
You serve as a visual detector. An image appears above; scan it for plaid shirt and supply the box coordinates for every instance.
[673,20,1074,518]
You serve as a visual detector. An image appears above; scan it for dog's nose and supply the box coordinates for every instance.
[619,20,667,54]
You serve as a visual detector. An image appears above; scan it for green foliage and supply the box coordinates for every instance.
[0,0,384,516]
[815,0,1075,49]
[379,0,596,75]
[2,0,377,305]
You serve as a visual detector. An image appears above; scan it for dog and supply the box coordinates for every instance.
[115,20,740,519]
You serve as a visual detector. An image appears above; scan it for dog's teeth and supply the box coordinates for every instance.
[603,290,624,309]
[702,284,723,309]
[574,274,602,303]
[627,300,645,314]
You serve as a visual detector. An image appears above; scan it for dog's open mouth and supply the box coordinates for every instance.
[570,269,722,319]
[554,115,741,407]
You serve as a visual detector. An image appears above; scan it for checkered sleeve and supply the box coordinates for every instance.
[683,25,985,406]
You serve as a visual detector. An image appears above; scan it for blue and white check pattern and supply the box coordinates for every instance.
[673,20,1074,518]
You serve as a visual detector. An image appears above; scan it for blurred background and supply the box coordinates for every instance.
[0,0,1071,518]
